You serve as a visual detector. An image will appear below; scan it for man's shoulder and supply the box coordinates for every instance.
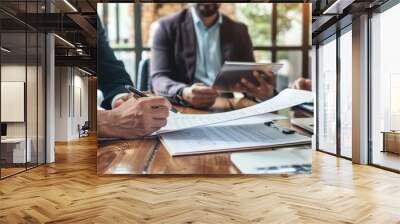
[158,8,190,27]
[222,15,248,31]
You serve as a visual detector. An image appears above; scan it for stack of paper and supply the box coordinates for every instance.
[157,89,313,134]
[158,89,314,156]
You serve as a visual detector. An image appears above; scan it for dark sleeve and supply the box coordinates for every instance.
[97,18,133,110]
[150,21,188,102]
[240,25,256,62]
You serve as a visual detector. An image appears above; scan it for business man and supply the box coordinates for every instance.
[151,3,275,109]
[97,19,171,138]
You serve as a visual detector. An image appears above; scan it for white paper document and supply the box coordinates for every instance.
[210,113,286,127]
[156,89,313,134]
[160,122,311,156]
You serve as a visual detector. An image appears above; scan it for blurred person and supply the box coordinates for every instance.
[97,19,171,138]
[151,3,275,109]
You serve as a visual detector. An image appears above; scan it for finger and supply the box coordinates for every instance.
[305,79,312,90]
[122,93,134,101]
[192,96,217,103]
[193,82,206,87]
[114,98,125,108]
[113,93,135,108]
[151,107,170,119]
[195,101,215,109]
[241,78,257,90]
[255,70,274,86]
[143,96,172,110]
[192,93,219,101]
[192,86,219,96]
[300,80,307,90]
[191,93,218,100]
[253,71,268,86]
[192,97,216,106]
[142,127,160,135]
[192,91,218,98]
[232,83,247,92]
[151,118,167,128]
[237,83,254,95]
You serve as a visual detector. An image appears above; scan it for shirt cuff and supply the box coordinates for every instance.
[111,93,130,109]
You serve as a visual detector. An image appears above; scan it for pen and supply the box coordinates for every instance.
[264,121,295,134]
[124,85,178,113]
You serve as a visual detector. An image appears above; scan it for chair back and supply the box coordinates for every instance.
[137,58,151,91]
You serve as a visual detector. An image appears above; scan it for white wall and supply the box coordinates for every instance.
[1,64,47,164]
[54,67,89,141]
[1,65,26,138]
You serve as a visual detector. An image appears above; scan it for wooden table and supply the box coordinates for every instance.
[381,131,400,155]
[97,96,312,175]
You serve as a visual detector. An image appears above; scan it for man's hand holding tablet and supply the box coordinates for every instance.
[212,62,282,101]
[232,70,276,101]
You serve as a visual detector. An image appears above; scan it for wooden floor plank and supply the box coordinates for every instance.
[1,136,400,223]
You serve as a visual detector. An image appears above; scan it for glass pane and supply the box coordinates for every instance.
[27,31,38,169]
[371,4,400,171]
[38,33,45,165]
[339,29,352,158]
[114,51,136,84]
[254,50,272,63]
[142,3,188,47]
[236,3,272,46]
[100,3,135,48]
[317,38,337,155]
[276,50,302,85]
[1,30,28,177]
[277,4,303,46]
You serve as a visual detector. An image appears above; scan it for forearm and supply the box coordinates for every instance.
[151,74,187,101]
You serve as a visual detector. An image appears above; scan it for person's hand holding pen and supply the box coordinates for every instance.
[233,70,275,101]
[98,88,172,139]
[113,93,134,108]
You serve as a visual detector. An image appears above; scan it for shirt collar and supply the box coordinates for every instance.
[191,7,223,29]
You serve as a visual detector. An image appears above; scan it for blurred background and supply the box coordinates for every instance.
[98,3,311,90]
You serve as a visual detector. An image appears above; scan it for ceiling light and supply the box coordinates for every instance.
[1,47,11,53]
[54,34,75,48]
[63,0,78,12]
[323,0,354,15]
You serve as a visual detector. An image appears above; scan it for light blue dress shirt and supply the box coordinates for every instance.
[190,7,223,86]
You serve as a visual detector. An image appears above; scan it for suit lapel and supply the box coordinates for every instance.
[182,10,197,83]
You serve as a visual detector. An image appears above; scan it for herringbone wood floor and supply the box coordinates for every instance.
[1,136,400,224]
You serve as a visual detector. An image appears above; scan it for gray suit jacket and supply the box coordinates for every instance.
[150,8,255,103]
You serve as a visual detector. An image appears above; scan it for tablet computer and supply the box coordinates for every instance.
[212,61,283,91]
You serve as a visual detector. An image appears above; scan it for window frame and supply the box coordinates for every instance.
[0,0,47,179]
[367,0,400,173]
[314,19,353,160]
